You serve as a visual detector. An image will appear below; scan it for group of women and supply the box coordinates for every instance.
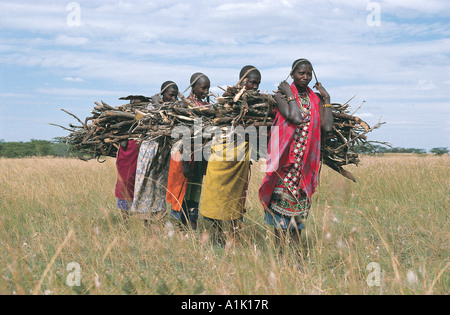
[114,59,334,244]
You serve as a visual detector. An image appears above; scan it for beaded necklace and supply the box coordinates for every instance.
[298,91,311,119]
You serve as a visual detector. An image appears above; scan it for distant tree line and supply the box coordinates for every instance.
[0,138,77,158]
[351,144,449,156]
[0,139,448,158]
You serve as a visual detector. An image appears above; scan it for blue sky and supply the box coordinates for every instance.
[0,0,449,150]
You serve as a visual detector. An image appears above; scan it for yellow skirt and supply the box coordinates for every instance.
[200,141,251,221]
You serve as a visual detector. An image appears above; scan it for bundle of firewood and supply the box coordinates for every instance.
[321,98,386,182]
[52,87,277,159]
[52,86,384,181]
[213,86,276,127]
[50,100,157,159]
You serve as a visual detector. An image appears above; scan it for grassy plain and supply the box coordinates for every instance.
[0,154,448,295]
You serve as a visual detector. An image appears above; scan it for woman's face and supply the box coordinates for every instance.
[292,63,313,90]
[162,86,178,102]
[245,72,261,91]
[193,77,210,100]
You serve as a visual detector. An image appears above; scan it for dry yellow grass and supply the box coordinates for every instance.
[0,154,448,295]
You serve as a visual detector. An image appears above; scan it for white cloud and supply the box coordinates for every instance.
[35,87,128,97]
[62,77,85,82]
[380,0,450,17]
[216,0,278,11]
[415,80,437,91]
[357,113,374,119]
[282,0,293,8]
[0,92,34,98]
[55,35,89,46]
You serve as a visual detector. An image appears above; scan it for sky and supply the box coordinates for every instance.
[0,0,449,151]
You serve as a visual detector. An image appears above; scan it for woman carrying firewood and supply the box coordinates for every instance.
[200,66,262,244]
[166,73,210,230]
[259,58,333,245]
[130,81,179,223]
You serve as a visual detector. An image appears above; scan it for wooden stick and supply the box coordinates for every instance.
[48,123,74,132]
[233,86,247,103]
[333,112,370,132]
[60,109,85,128]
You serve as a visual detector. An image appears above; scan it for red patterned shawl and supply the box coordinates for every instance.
[259,84,321,209]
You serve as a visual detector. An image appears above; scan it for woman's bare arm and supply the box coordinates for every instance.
[275,81,305,125]
[314,82,333,132]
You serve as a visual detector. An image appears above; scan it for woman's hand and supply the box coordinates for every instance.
[179,93,189,108]
[119,140,128,149]
[313,82,330,104]
[278,80,294,98]
[315,82,334,132]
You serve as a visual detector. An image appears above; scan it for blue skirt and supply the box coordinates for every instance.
[264,210,306,230]
[170,200,199,223]
[117,198,132,211]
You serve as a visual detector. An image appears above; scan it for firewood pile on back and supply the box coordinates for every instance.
[52,85,385,182]
[321,98,386,182]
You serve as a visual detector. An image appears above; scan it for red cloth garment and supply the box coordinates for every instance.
[259,84,321,209]
[115,140,139,201]
[186,93,209,107]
